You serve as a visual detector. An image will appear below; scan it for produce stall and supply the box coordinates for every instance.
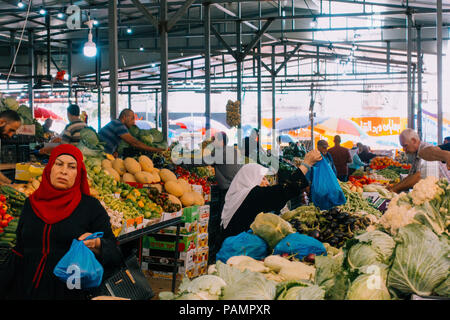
[158,175,449,300]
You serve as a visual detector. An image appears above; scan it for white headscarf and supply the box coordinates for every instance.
[220,163,269,229]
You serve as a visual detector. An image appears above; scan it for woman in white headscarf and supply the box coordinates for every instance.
[220,149,322,239]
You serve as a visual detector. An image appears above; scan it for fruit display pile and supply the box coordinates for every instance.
[282,205,375,248]
[370,156,411,171]
[0,187,25,247]
[226,100,241,127]
[174,166,212,195]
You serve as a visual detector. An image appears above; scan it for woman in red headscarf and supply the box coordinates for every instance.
[0,144,122,300]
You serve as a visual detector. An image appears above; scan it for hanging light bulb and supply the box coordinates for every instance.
[310,17,318,28]
[93,20,99,26]
[83,20,97,57]
[39,7,47,15]
[127,27,133,34]
[139,45,144,52]
[17,1,25,9]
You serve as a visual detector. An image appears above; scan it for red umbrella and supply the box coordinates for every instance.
[34,107,63,120]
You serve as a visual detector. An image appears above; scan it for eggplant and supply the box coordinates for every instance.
[304,253,315,263]
[308,230,320,239]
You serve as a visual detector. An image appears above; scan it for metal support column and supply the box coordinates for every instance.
[271,44,276,149]
[204,3,211,136]
[46,15,51,78]
[28,30,34,112]
[386,41,391,73]
[109,0,119,120]
[417,27,423,139]
[161,0,169,142]
[67,40,72,100]
[407,12,413,129]
[257,1,262,133]
[155,90,159,130]
[437,0,443,144]
[95,28,102,130]
[10,31,15,74]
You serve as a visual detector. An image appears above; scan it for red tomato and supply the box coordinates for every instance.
[0,220,8,228]
[0,195,5,202]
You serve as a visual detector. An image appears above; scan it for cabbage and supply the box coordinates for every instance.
[354,230,396,264]
[314,255,350,300]
[220,268,277,300]
[80,127,104,149]
[277,284,325,300]
[387,224,450,297]
[128,125,140,137]
[4,97,19,111]
[433,277,450,297]
[250,212,295,249]
[346,273,391,300]
[149,128,164,142]
[346,243,380,270]
[215,260,250,285]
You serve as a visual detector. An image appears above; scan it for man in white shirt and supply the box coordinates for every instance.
[391,128,450,193]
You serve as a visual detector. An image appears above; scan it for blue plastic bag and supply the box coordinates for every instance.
[311,158,346,210]
[273,233,327,260]
[53,232,104,289]
[216,230,269,263]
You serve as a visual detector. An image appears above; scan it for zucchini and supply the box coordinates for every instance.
[2,232,16,238]
[3,227,17,233]
[0,240,12,246]
[0,237,16,242]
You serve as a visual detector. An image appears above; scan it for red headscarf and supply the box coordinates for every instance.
[30,144,90,224]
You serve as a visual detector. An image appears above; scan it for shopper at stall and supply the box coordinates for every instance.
[358,145,377,163]
[317,140,337,175]
[348,144,367,176]
[220,149,322,239]
[0,110,22,185]
[328,135,352,182]
[99,109,166,156]
[0,144,122,300]
[390,129,450,193]
[42,118,53,134]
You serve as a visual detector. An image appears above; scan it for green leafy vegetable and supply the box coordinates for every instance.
[277,284,325,300]
[387,224,450,297]
[346,273,391,300]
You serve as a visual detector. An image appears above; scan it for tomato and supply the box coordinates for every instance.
[0,220,8,228]
[0,195,5,202]
[3,214,11,220]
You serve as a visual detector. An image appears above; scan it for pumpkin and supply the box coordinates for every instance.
[150,184,163,193]
[152,172,161,183]
[105,167,121,182]
[192,191,205,206]
[164,180,184,197]
[135,171,154,184]
[167,194,182,207]
[124,157,142,174]
[180,191,196,207]
[122,173,137,183]
[112,158,126,176]
[177,178,191,193]
[139,155,154,172]
[101,159,113,169]
[159,168,177,182]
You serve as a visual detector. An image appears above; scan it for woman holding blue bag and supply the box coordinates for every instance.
[0,144,122,300]
[220,150,322,240]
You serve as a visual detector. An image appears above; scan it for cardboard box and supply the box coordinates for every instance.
[14,163,45,181]
[198,205,210,223]
[196,233,208,248]
[197,220,208,235]
[160,209,183,222]
[16,124,35,136]
[182,206,199,223]
[142,248,196,270]
[143,232,197,253]
[195,247,209,265]
[119,215,145,235]
[195,261,208,277]
[159,220,198,235]
[144,269,196,281]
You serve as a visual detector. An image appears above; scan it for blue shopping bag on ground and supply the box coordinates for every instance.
[53,232,104,289]
[311,159,346,210]
[216,230,269,263]
[273,233,327,260]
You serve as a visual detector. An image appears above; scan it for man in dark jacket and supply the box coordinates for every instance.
[328,135,352,182]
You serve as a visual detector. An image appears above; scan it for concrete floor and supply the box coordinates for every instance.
[147,276,181,300]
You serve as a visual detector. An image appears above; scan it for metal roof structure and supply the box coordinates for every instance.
[0,0,448,142]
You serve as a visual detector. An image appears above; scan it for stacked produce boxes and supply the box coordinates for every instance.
[141,205,210,280]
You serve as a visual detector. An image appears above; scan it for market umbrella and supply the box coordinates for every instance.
[171,117,229,132]
[276,115,329,131]
[135,120,155,130]
[277,134,294,143]
[34,107,63,121]
[314,118,367,137]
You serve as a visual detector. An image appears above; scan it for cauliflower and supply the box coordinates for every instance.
[409,176,443,206]
[226,255,270,273]
[379,194,419,235]
[177,275,227,299]
[264,255,292,273]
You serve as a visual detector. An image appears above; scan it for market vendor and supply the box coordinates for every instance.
[220,149,322,240]
[0,144,122,300]
[390,129,450,193]
[0,110,22,185]
[358,144,377,163]
[99,109,166,156]
[39,104,87,155]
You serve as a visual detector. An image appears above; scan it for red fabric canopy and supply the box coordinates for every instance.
[34,107,63,120]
